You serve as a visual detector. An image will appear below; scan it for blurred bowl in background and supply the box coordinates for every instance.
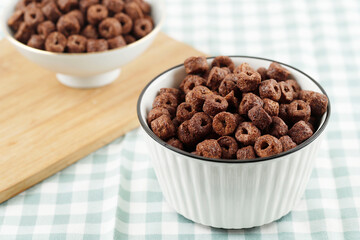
[0,0,165,88]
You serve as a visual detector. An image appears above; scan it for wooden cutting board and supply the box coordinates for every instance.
[0,32,204,204]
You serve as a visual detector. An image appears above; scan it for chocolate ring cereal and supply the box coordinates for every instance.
[67,34,87,53]
[267,62,290,81]
[147,107,171,125]
[176,102,196,123]
[288,120,313,144]
[184,56,209,75]
[254,135,283,157]
[124,1,144,20]
[188,112,213,137]
[150,115,176,140]
[196,139,222,159]
[259,79,281,101]
[103,0,125,13]
[212,112,237,136]
[41,1,62,22]
[24,6,44,28]
[203,94,228,116]
[27,34,44,49]
[235,122,261,146]
[7,10,24,32]
[263,98,279,116]
[81,24,98,39]
[57,15,81,37]
[217,136,238,159]
[45,31,67,52]
[211,56,235,72]
[114,13,133,34]
[14,22,34,43]
[181,75,207,94]
[133,18,153,38]
[288,100,311,123]
[99,18,122,39]
[37,20,56,38]
[238,93,264,115]
[107,35,126,49]
[86,38,109,52]
[279,135,297,152]
[236,146,256,160]
[248,106,272,130]
[87,4,108,25]
[268,116,288,138]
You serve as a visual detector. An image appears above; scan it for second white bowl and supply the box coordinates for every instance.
[0,0,165,88]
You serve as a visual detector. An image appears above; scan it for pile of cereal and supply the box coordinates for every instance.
[147,56,329,160]
[7,0,153,53]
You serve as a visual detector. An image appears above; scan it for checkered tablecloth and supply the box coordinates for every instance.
[1,0,360,239]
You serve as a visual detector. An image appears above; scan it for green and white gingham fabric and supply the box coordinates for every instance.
[1,0,360,239]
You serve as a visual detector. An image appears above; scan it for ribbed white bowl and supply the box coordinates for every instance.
[137,56,330,229]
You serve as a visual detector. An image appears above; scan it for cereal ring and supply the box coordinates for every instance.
[37,20,55,38]
[107,35,126,49]
[235,122,261,146]
[57,0,78,12]
[79,0,99,13]
[133,18,153,38]
[237,69,261,93]
[196,139,222,159]
[219,74,239,96]
[172,117,181,129]
[238,93,264,115]
[57,15,81,37]
[285,79,301,99]
[267,62,290,81]
[224,90,239,111]
[124,34,136,44]
[7,10,24,31]
[124,1,144,20]
[254,135,283,157]
[259,79,281,101]
[207,67,228,90]
[203,94,228,116]
[279,135,297,152]
[87,4,108,25]
[176,102,196,122]
[86,39,109,52]
[299,91,328,116]
[14,22,34,43]
[237,146,256,160]
[268,116,288,138]
[147,107,171,125]
[178,120,198,146]
[134,0,151,14]
[67,34,87,53]
[185,86,212,111]
[24,6,44,27]
[212,112,237,136]
[103,0,125,13]
[279,81,295,102]
[153,92,178,116]
[27,34,44,49]
[188,112,213,137]
[180,75,206,94]
[81,25,98,39]
[67,10,85,27]
[159,88,183,102]
[99,18,122,39]
[167,138,184,150]
[257,67,268,81]
[263,98,279,116]
[279,104,290,123]
[248,106,272,130]
[234,62,254,75]
[45,32,67,52]
[114,13,133,34]
[288,100,311,122]
[288,120,313,144]
[41,1,62,22]
[211,56,235,72]
[150,115,176,140]
[217,136,238,159]
[184,56,209,75]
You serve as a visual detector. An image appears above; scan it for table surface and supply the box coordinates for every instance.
[1,0,359,239]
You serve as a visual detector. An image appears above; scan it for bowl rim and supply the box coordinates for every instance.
[0,0,165,56]
[137,56,331,164]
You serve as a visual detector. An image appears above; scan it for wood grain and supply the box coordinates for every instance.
[0,32,204,203]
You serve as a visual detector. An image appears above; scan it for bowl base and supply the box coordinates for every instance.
[56,69,121,89]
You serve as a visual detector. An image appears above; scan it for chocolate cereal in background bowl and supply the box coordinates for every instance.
[1,0,165,88]
[138,56,330,229]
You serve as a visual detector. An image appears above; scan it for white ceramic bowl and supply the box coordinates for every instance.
[137,56,331,229]
[0,0,164,88]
